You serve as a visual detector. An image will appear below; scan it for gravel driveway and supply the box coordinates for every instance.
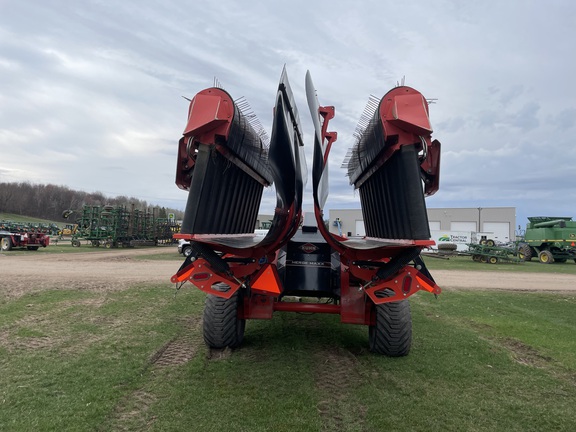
[1,247,575,299]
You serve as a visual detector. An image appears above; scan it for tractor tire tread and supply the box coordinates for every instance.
[370,294,412,357]
[203,287,244,349]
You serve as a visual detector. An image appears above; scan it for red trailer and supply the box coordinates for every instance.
[0,229,50,251]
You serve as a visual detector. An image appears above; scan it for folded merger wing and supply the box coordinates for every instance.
[173,67,305,259]
[307,71,441,263]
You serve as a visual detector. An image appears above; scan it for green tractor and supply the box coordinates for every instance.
[518,217,576,264]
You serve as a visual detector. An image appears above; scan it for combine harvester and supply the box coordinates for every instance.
[519,217,576,263]
[172,68,442,356]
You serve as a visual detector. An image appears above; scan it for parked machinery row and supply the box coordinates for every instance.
[460,217,576,265]
[0,220,60,236]
[65,204,179,248]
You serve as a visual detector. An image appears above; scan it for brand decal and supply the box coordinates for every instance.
[300,243,319,253]
[438,234,470,243]
[286,260,331,268]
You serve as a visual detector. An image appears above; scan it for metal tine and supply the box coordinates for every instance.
[353,95,379,134]
[234,96,270,147]
[340,148,354,170]
[342,94,380,172]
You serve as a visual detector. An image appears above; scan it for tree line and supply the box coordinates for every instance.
[0,182,184,222]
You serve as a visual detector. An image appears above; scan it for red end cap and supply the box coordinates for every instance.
[183,88,235,141]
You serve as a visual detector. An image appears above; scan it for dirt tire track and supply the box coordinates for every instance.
[109,316,203,431]
[499,337,554,367]
[313,346,368,432]
[105,389,157,432]
[207,347,233,360]
[149,316,202,368]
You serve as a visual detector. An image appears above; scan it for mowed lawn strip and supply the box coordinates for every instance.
[0,242,181,256]
[1,285,575,431]
[423,253,576,274]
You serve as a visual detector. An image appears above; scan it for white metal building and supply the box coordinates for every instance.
[328,207,516,243]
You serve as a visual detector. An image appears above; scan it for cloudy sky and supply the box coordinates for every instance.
[1,0,575,229]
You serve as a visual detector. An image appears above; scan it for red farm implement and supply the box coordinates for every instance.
[0,228,50,251]
[172,68,441,356]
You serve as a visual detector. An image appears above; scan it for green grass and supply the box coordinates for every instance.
[0,240,179,256]
[1,285,575,431]
[0,241,102,255]
[0,212,62,226]
[423,254,576,274]
[0,241,114,255]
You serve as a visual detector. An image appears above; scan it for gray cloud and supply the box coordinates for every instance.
[1,0,575,227]
[550,108,576,130]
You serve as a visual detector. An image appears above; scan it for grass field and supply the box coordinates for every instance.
[0,239,182,258]
[1,284,575,431]
[0,212,62,226]
[423,253,576,274]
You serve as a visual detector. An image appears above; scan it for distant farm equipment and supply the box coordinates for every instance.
[518,217,576,264]
[0,219,59,236]
[58,223,78,236]
[468,242,523,264]
[0,220,51,251]
[64,205,180,248]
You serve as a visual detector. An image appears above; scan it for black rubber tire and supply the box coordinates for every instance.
[369,291,412,357]
[438,243,457,251]
[71,239,81,247]
[556,258,567,263]
[1,237,12,251]
[489,256,498,264]
[182,245,193,257]
[486,239,495,247]
[538,250,554,264]
[518,244,532,261]
[203,284,245,349]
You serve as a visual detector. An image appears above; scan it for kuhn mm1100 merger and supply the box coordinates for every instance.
[172,69,441,356]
